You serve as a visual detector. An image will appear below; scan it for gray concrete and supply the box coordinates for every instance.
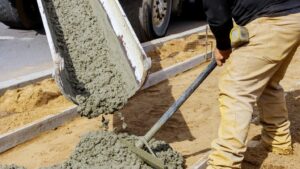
[0,23,52,82]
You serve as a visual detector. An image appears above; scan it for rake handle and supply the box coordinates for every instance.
[136,59,217,148]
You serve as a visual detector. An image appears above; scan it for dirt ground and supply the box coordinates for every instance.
[0,37,299,168]
[0,79,74,134]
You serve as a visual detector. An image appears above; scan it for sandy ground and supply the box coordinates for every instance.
[0,38,299,168]
[0,79,74,134]
[148,32,214,72]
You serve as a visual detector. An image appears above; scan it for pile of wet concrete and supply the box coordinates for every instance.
[0,131,184,169]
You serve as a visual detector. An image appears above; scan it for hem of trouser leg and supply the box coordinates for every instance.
[261,140,293,155]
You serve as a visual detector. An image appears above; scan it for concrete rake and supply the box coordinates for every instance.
[124,59,217,169]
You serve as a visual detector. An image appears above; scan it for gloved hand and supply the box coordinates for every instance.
[214,48,232,66]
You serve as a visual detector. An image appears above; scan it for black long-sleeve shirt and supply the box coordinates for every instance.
[202,0,300,50]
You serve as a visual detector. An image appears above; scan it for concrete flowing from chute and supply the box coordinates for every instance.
[45,0,139,118]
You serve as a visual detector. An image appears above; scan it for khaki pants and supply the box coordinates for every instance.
[207,13,300,169]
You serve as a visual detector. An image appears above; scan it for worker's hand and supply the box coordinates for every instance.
[214,49,232,66]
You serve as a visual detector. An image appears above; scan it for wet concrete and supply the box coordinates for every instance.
[44,0,138,118]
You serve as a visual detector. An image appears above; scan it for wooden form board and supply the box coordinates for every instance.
[142,25,208,53]
[189,151,210,169]
[0,69,53,93]
[142,52,212,89]
[0,106,77,153]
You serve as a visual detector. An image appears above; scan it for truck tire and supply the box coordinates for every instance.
[120,0,172,42]
[0,0,41,29]
[119,0,149,42]
[139,0,172,41]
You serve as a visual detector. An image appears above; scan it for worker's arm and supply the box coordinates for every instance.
[202,0,233,66]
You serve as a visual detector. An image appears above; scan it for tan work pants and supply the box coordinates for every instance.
[207,13,300,169]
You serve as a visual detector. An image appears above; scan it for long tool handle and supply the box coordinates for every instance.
[136,59,217,148]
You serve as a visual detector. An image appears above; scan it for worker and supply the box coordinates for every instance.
[202,0,300,168]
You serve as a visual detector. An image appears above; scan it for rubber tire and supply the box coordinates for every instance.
[139,0,172,41]
[119,0,149,42]
[0,0,41,29]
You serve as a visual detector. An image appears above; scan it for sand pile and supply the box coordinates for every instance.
[0,79,61,113]
[0,79,73,134]
[45,0,139,118]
